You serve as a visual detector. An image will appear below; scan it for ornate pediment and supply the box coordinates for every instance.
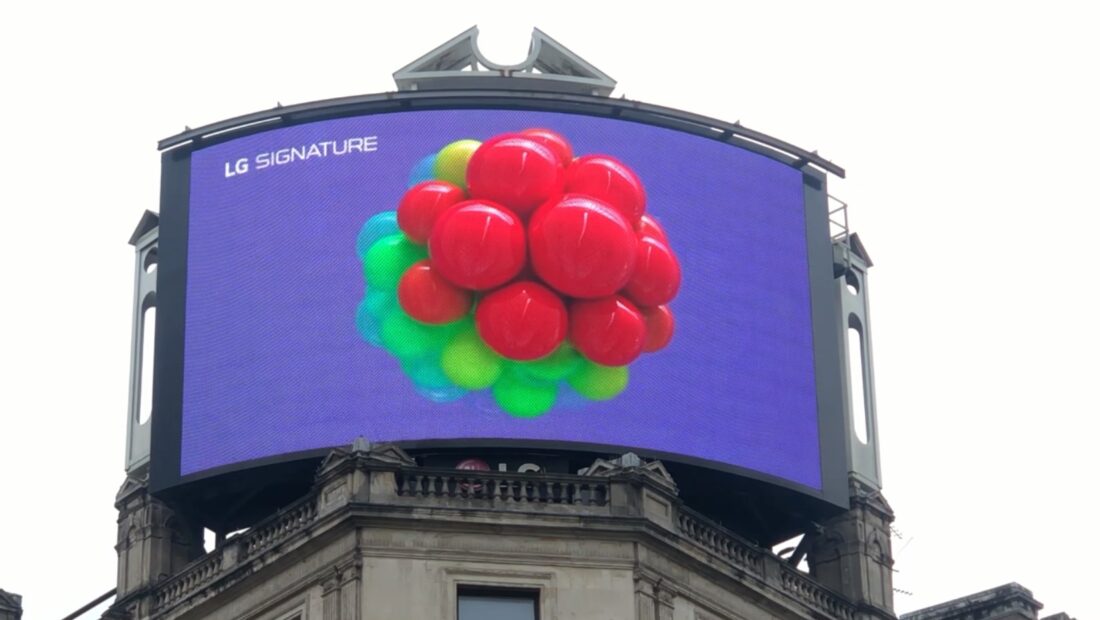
[115,471,149,506]
[579,453,677,493]
[317,438,417,479]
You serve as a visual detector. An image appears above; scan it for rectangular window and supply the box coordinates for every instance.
[457,587,539,620]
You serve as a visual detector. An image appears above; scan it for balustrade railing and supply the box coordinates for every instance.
[152,549,223,611]
[239,495,318,560]
[152,494,317,612]
[779,567,858,620]
[676,506,764,577]
[394,469,609,507]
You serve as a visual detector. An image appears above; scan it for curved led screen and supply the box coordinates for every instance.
[154,102,844,504]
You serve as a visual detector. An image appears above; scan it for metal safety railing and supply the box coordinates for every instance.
[828,195,850,244]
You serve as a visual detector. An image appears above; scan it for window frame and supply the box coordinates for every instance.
[457,585,541,620]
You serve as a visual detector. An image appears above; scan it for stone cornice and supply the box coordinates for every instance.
[900,583,1041,620]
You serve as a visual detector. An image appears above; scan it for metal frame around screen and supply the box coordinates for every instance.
[151,91,849,511]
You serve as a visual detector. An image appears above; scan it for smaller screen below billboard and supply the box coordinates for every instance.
[176,108,823,492]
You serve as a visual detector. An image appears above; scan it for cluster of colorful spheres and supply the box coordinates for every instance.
[355,128,681,418]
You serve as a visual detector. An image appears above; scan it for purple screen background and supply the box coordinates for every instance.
[183,109,821,489]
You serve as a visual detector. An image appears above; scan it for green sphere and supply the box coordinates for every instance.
[363,233,427,290]
[514,344,582,382]
[381,310,449,359]
[493,373,557,418]
[440,327,504,389]
[433,139,481,190]
[568,361,629,401]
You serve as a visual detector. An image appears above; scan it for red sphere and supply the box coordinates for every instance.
[456,458,491,471]
[636,214,669,245]
[641,305,675,352]
[528,195,638,299]
[570,296,646,366]
[623,236,681,307]
[510,261,539,284]
[397,181,466,244]
[475,281,568,361]
[564,155,646,225]
[397,260,473,324]
[520,128,574,167]
[466,134,565,216]
[455,457,490,492]
[428,200,526,291]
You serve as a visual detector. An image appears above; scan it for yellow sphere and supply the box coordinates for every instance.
[568,362,629,401]
[433,139,481,190]
[441,328,503,389]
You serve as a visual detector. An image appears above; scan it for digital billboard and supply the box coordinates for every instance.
[153,100,845,506]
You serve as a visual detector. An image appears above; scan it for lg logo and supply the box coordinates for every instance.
[456,458,542,473]
[224,158,249,178]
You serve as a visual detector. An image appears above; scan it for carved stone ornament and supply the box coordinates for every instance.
[579,452,678,493]
[316,438,417,478]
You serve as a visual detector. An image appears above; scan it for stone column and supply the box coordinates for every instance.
[633,576,675,620]
[321,559,363,620]
[808,477,896,619]
[654,584,675,620]
[634,577,658,620]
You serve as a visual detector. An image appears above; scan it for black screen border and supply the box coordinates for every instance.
[151,92,849,512]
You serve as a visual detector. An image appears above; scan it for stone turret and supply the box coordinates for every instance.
[110,467,204,619]
[809,477,897,619]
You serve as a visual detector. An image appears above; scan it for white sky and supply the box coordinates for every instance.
[1,2,1096,618]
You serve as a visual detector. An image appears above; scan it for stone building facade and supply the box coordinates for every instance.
[0,590,22,620]
[900,582,1074,620]
[103,444,895,620]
